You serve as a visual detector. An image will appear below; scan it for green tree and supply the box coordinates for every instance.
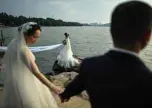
[0,12,83,27]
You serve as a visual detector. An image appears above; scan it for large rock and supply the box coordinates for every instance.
[52,55,83,75]
[50,72,89,100]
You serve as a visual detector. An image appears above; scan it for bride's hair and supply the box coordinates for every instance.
[18,23,41,36]
[26,24,41,36]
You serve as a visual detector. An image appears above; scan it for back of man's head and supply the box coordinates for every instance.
[111,1,152,49]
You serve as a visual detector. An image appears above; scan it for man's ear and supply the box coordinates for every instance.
[143,30,151,42]
[141,30,151,49]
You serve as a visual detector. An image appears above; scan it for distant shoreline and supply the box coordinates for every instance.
[0,12,84,27]
[0,12,110,27]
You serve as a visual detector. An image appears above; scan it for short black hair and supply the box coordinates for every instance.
[64,33,69,37]
[26,24,41,36]
[111,1,152,47]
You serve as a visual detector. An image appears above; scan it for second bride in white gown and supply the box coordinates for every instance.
[2,22,62,108]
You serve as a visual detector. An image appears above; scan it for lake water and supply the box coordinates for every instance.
[1,26,152,73]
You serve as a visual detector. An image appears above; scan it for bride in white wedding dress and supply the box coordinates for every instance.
[2,22,62,108]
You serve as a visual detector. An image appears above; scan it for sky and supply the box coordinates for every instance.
[0,0,152,23]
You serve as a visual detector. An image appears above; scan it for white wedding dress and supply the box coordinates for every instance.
[2,22,58,108]
[57,37,79,68]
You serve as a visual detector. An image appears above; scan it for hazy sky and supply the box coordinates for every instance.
[0,0,152,23]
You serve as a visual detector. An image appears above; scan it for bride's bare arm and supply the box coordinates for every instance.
[21,50,62,94]
[30,60,55,89]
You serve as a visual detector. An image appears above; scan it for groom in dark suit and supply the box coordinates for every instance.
[59,1,152,108]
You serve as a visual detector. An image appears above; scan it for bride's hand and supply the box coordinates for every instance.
[51,86,63,94]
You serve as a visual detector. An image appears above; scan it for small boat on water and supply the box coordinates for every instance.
[0,23,9,28]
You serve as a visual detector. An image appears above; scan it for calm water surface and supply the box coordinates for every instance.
[1,26,152,73]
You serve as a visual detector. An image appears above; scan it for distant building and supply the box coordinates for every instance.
[0,23,8,28]
[0,23,5,27]
[89,22,104,26]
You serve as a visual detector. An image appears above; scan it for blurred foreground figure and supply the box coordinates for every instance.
[60,1,152,108]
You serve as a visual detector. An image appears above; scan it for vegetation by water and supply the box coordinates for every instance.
[0,12,84,27]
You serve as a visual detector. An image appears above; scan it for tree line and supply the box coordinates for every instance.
[0,12,84,27]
